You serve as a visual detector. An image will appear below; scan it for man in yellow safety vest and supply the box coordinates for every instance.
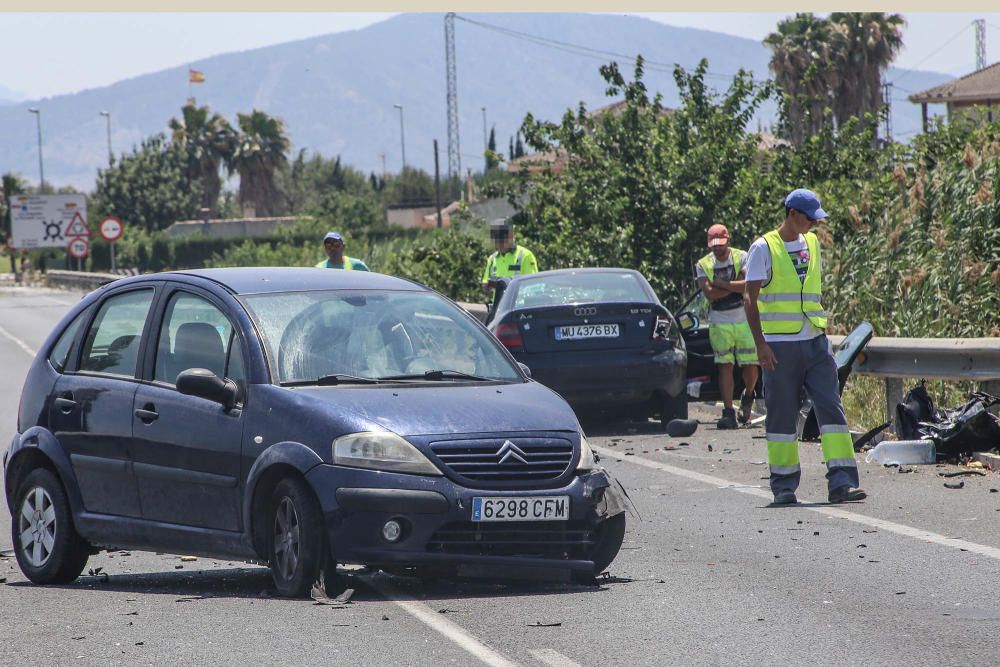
[315,231,369,271]
[696,224,759,429]
[743,189,866,506]
[481,218,538,295]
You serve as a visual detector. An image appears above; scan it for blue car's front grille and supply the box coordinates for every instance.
[426,520,595,559]
[429,437,574,486]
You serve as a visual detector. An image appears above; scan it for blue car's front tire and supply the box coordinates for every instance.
[268,475,326,597]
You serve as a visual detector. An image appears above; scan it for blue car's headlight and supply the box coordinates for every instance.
[576,433,597,472]
[333,432,442,476]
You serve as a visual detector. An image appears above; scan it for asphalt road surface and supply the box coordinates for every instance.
[3,284,1000,666]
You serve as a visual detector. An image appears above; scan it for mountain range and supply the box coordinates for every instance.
[0,13,955,190]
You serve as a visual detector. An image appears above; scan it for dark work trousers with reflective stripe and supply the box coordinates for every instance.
[762,334,860,496]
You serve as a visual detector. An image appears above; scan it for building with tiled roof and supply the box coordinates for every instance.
[909,61,1000,131]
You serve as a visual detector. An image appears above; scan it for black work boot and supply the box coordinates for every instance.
[772,491,798,505]
[738,393,754,424]
[829,486,867,503]
[717,407,738,430]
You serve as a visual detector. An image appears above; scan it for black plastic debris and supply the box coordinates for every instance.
[939,470,987,478]
[944,481,965,489]
[666,419,698,437]
[897,384,1000,457]
[528,621,562,627]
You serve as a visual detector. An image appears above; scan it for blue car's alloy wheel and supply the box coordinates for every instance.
[268,476,325,597]
[12,468,90,585]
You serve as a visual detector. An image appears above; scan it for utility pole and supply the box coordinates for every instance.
[444,13,461,179]
[882,80,893,144]
[100,111,112,163]
[28,108,44,192]
[433,140,443,228]
[975,18,986,71]
[481,107,488,172]
[393,104,407,171]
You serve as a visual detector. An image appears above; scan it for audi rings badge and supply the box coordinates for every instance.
[574,307,597,317]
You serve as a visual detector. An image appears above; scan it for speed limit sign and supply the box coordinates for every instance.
[67,237,90,259]
[100,216,123,242]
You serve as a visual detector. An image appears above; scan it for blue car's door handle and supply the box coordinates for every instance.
[54,397,76,412]
[134,408,159,423]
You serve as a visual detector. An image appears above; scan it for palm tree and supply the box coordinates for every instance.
[168,103,235,216]
[829,13,905,135]
[230,110,290,218]
[765,13,839,147]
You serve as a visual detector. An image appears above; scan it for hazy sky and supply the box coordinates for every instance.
[2,12,999,100]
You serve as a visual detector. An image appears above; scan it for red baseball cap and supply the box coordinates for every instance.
[707,224,730,248]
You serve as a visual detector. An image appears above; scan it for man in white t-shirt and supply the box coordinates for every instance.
[743,189,865,506]
[696,224,759,429]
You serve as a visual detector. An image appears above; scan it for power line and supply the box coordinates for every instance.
[453,14,739,82]
[891,23,973,86]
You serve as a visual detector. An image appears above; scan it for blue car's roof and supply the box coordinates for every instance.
[154,267,428,295]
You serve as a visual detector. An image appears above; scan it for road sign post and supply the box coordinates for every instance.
[99,216,123,273]
[67,237,89,272]
[10,194,87,249]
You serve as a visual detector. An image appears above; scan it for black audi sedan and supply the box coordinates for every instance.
[4,268,627,596]
[486,268,687,426]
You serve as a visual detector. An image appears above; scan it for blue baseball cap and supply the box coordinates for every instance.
[784,189,828,221]
[323,231,343,243]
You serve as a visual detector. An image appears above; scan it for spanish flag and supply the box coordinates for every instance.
[189,69,205,84]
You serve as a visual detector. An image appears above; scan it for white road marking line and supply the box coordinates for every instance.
[0,323,37,357]
[365,575,521,667]
[594,444,1000,562]
[529,648,584,667]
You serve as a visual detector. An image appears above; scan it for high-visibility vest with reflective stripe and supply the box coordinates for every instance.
[697,248,745,283]
[758,230,826,335]
[487,248,524,279]
[315,256,355,270]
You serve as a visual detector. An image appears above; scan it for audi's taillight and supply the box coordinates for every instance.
[495,323,524,350]
[653,316,681,348]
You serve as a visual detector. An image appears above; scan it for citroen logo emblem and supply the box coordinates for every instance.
[497,440,528,465]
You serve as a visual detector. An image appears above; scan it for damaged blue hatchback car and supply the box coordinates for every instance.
[4,268,627,596]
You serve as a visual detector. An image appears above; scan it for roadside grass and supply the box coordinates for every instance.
[842,375,981,432]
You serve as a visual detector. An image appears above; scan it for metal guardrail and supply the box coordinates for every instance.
[829,334,1000,430]
[45,270,121,292]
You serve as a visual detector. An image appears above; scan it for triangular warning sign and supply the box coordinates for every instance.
[66,212,90,237]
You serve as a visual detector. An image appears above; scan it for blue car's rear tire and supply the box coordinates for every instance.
[12,468,90,585]
[268,476,325,597]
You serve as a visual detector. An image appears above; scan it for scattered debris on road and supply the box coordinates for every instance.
[666,418,698,437]
[939,470,987,478]
[943,481,966,489]
[528,621,562,627]
[897,384,1000,458]
[180,556,198,562]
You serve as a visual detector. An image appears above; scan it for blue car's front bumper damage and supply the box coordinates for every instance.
[305,465,625,575]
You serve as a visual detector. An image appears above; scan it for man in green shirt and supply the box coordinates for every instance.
[481,218,538,295]
[315,231,370,271]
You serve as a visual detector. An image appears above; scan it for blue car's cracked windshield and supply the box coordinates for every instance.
[242,289,522,385]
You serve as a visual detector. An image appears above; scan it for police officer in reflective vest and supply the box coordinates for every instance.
[743,189,866,505]
[481,218,538,295]
[315,231,370,271]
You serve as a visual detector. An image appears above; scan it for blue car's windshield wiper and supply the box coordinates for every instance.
[281,373,385,387]
[377,369,493,382]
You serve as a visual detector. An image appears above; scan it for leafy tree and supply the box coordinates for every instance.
[514,133,525,158]
[230,110,291,217]
[168,103,235,216]
[381,166,436,207]
[282,150,372,214]
[93,135,201,233]
[1,172,27,274]
[310,190,387,234]
[515,57,772,304]
[509,137,515,162]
